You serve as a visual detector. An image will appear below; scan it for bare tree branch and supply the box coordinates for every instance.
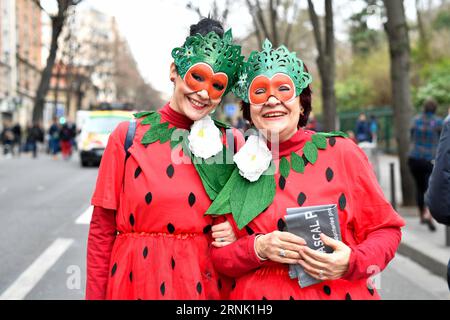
[307,0,324,57]
[284,0,300,47]
[269,0,279,46]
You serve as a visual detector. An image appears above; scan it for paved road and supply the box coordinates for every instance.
[0,153,448,300]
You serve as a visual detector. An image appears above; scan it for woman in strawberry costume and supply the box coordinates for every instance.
[208,40,405,300]
[86,18,246,300]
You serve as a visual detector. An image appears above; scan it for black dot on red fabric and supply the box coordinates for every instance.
[279,176,286,190]
[160,282,165,296]
[196,282,202,294]
[231,279,236,290]
[289,296,295,300]
[171,257,176,270]
[111,263,117,277]
[166,164,175,178]
[339,193,347,210]
[346,293,352,300]
[217,279,222,291]
[326,167,334,182]
[188,192,196,207]
[245,225,255,235]
[277,218,286,231]
[262,296,268,300]
[143,246,148,259]
[302,154,310,166]
[145,192,152,205]
[129,271,133,282]
[134,167,142,179]
[323,285,331,295]
[129,214,135,227]
[368,284,375,296]
[297,192,307,206]
[203,225,212,234]
[167,223,175,234]
[329,137,336,147]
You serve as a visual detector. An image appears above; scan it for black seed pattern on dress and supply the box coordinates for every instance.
[368,285,375,296]
[134,167,142,179]
[145,192,152,205]
[326,167,334,182]
[166,164,174,178]
[143,246,148,259]
[302,154,310,166]
[218,279,222,290]
[111,263,117,277]
[262,296,268,300]
[290,296,295,300]
[245,225,255,235]
[339,193,347,210]
[203,225,212,234]
[160,282,165,296]
[188,192,196,207]
[346,293,352,300]
[129,271,133,282]
[129,214,135,226]
[231,279,236,290]
[167,223,175,234]
[171,257,175,270]
[323,285,331,296]
[329,137,336,147]
[277,218,286,231]
[279,176,286,190]
[196,282,202,294]
[297,192,307,206]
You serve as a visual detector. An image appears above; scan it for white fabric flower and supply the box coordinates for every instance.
[233,135,272,182]
[188,115,223,159]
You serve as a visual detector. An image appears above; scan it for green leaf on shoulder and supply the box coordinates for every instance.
[316,131,348,138]
[312,134,327,150]
[160,127,176,144]
[279,157,291,178]
[141,112,161,126]
[134,111,156,119]
[212,118,231,129]
[205,168,241,215]
[303,141,318,164]
[290,152,305,173]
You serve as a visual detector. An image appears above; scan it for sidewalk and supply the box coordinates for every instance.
[375,150,449,280]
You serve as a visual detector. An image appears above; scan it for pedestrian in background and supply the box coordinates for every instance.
[48,117,60,159]
[59,122,74,160]
[1,120,15,157]
[425,120,450,289]
[355,113,372,143]
[24,122,44,159]
[12,123,22,157]
[369,115,379,145]
[408,98,443,231]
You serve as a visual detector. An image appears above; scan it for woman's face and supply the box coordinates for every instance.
[249,73,301,142]
[169,63,227,121]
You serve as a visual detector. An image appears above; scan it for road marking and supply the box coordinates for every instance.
[75,206,93,225]
[0,238,74,300]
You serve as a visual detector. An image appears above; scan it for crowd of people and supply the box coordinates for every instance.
[0,117,77,160]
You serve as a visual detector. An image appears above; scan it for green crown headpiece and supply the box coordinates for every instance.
[233,39,313,103]
[172,29,244,95]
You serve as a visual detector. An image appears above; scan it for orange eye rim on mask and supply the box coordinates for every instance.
[248,73,296,105]
[183,62,229,100]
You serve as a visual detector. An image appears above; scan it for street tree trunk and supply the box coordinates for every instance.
[32,0,82,123]
[307,0,337,131]
[383,0,416,206]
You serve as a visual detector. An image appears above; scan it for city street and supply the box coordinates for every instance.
[0,153,448,300]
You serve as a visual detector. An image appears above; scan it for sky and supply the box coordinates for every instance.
[42,0,420,100]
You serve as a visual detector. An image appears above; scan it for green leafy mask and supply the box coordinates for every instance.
[172,29,244,96]
[233,39,313,103]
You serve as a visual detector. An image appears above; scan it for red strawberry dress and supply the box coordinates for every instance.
[87,103,241,300]
[210,128,405,300]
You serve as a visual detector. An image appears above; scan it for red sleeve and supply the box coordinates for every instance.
[341,140,405,242]
[86,206,117,300]
[91,121,129,210]
[342,227,401,281]
[210,234,268,278]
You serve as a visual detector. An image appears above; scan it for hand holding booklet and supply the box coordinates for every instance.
[285,204,342,288]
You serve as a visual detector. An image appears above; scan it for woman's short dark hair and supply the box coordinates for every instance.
[241,64,313,128]
[423,98,438,114]
[189,18,224,37]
